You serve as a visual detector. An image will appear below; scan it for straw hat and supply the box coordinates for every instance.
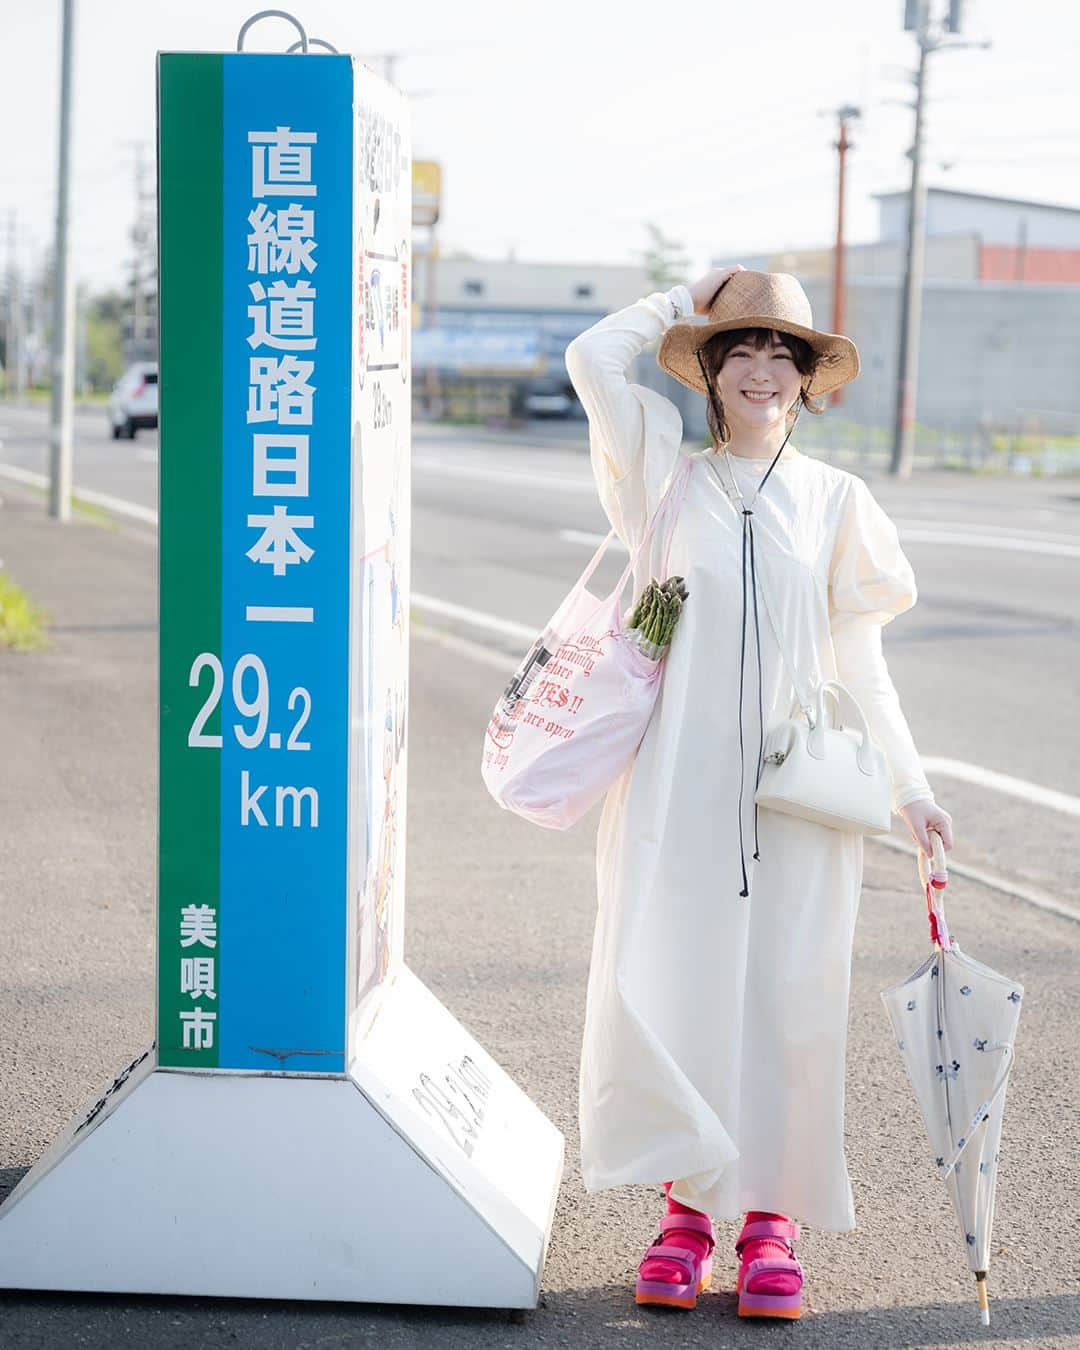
[656,270,860,398]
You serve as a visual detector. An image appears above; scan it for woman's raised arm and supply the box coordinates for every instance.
[564,286,695,483]
[564,265,743,484]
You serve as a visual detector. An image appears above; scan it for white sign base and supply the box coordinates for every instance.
[0,966,564,1307]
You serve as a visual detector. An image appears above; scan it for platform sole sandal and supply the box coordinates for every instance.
[734,1217,804,1320]
[634,1211,715,1309]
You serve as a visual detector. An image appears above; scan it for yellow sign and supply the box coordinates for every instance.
[412,160,441,227]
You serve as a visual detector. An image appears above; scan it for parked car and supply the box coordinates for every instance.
[522,377,574,418]
[108,362,158,439]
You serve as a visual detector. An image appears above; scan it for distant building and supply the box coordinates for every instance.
[408,187,1080,442]
[662,186,1080,444]
[410,255,654,415]
[413,257,651,320]
[737,186,1080,285]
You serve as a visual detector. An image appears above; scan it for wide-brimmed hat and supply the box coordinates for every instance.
[656,270,860,398]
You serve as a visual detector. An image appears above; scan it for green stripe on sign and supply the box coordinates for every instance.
[157,53,223,1068]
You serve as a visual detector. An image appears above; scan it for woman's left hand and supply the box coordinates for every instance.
[898,799,954,857]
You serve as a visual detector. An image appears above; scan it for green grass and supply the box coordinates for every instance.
[2,387,111,406]
[71,494,119,530]
[0,573,50,651]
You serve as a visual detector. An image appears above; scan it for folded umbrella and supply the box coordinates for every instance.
[880,830,1023,1325]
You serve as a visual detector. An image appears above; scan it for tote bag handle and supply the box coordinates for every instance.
[574,454,694,633]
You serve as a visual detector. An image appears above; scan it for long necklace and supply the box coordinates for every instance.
[705,447,768,512]
[702,435,798,897]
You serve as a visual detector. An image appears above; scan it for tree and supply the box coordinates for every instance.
[84,288,127,391]
[640,222,690,289]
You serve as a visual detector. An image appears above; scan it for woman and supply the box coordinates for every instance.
[563,265,955,1320]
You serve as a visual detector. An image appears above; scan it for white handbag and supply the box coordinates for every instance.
[752,559,893,835]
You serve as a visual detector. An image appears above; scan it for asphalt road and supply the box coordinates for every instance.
[1,403,1078,1347]
[2,401,1077,912]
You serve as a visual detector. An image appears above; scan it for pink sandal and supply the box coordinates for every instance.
[635,1211,715,1309]
[735,1216,804,1319]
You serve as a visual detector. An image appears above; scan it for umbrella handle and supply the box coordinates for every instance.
[916,828,948,886]
[918,828,950,948]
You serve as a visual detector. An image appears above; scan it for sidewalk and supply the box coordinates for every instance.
[2,480,1077,1348]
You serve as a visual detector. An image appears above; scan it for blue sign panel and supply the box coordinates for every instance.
[219,54,353,1070]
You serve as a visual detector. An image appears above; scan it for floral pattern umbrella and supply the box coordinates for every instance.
[881,831,1023,1325]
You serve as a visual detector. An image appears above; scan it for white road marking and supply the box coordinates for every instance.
[0,464,159,526]
[921,756,1080,818]
[416,457,1080,553]
[413,454,593,494]
[896,527,1080,560]
[561,528,621,549]
[411,591,538,644]
[874,834,1078,924]
[4,466,1075,858]
[892,517,1080,546]
[410,613,522,673]
[558,525,1080,561]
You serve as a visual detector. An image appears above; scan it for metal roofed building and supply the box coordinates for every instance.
[629,186,1080,461]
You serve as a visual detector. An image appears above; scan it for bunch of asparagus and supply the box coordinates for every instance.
[623,575,689,661]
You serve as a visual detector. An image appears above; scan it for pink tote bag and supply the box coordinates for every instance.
[481,454,693,829]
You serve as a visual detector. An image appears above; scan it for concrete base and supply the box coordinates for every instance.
[0,965,564,1307]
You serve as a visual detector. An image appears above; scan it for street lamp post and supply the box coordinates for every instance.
[48,0,76,521]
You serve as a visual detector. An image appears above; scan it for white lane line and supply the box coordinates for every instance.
[559,525,1080,561]
[897,527,1080,559]
[0,463,159,526]
[417,458,1080,554]
[892,517,1080,546]
[921,756,1080,819]
[411,591,538,644]
[0,463,42,489]
[410,613,521,673]
[413,617,1079,924]
[873,834,1079,924]
[561,528,621,549]
[413,454,592,494]
[6,466,1075,837]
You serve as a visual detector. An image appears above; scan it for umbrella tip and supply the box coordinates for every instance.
[976,1271,990,1325]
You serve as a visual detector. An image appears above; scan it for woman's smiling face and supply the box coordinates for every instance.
[715,330,804,432]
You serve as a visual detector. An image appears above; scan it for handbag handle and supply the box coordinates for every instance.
[806,679,878,775]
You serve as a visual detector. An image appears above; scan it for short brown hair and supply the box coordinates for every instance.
[697,327,825,447]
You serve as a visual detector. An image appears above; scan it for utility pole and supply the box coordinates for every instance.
[122,140,157,362]
[891,0,990,477]
[1014,218,1028,283]
[5,210,24,401]
[49,0,76,521]
[830,106,860,409]
[890,26,929,479]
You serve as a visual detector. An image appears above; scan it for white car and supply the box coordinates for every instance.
[108,362,158,439]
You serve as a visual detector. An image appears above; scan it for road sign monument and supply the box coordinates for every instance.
[0,45,563,1308]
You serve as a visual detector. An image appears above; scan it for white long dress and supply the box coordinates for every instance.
[564,288,936,1233]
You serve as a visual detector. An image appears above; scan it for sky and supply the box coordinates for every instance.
[1,0,1078,296]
